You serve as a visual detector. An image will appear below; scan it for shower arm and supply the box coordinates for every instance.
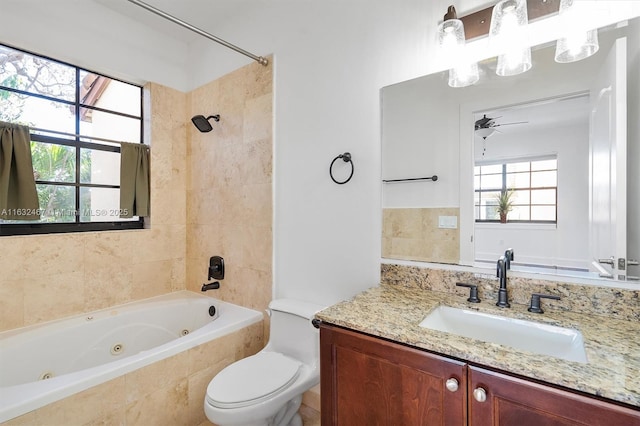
[127,0,268,66]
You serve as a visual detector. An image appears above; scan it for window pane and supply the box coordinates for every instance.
[474,175,480,189]
[474,165,481,176]
[532,159,557,171]
[31,142,76,183]
[481,173,503,189]
[506,172,530,188]
[531,189,556,204]
[80,71,140,116]
[509,205,530,221]
[79,107,141,143]
[37,184,76,223]
[506,162,530,173]
[511,190,530,204]
[531,170,557,187]
[80,148,120,185]
[0,89,75,133]
[480,164,502,174]
[478,191,500,220]
[532,205,556,221]
[80,187,135,222]
[0,45,75,101]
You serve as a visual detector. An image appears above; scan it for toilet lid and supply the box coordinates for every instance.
[206,352,302,408]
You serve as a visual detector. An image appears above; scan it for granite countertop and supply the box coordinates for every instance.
[315,284,640,407]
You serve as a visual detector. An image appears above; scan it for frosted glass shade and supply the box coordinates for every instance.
[555,0,599,63]
[448,63,480,88]
[490,0,531,76]
[438,19,479,87]
[475,127,496,139]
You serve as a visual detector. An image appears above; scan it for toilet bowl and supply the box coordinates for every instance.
[204,299,325,426]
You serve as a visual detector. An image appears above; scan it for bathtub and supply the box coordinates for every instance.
[0,291,263,423]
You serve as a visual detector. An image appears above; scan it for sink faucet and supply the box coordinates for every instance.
[496,256,511,308]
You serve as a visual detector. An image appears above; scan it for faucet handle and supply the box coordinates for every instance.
[456,282,481,303]
[527,293,560,314]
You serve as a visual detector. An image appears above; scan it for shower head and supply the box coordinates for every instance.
[191,114,220,133]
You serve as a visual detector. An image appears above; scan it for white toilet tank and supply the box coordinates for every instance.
[265,299,325,367]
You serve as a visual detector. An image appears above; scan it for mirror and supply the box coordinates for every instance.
[381,17,639,283]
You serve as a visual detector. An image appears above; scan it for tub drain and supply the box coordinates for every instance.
[111,343,124,355]
[181,329,190,336]
[39,371,54,380]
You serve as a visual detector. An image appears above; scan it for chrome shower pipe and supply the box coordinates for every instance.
[127,0,268,66]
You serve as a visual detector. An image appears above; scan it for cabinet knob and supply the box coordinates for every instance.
[445,378,459,392]
[473,387,487,402]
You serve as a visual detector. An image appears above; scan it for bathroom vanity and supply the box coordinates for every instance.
[316,284,640,425]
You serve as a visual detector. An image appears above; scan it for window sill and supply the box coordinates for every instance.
[474,222,557,231]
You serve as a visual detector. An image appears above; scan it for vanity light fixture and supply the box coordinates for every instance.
[490,0,532,76]
[554,0,599,63]
[438,6,480,88]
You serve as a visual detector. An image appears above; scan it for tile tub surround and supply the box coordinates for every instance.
[186,57,273,319]
[315,284,640,407]
[382,208,460,264]
[381,263,640,322]
[3,321,263,426]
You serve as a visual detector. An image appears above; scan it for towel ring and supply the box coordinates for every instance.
[330,152,354,185]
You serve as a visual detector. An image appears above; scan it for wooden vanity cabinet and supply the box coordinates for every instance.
[320,324,467,425]
[469,366,640,426]
[320,324,640,426]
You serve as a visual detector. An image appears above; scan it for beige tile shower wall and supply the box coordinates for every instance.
[186,58,273,316]
[382,208,460,264]
[0,83,188,332]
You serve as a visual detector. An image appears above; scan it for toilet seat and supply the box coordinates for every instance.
[206,352,302,409]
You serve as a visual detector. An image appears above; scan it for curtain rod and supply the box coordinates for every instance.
[30,127,142,146]
[127,0,268,67]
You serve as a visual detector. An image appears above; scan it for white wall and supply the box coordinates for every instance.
[1,0,639,306]
[187,0,452,305]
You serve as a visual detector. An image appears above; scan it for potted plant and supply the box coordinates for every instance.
[495,189,515,223]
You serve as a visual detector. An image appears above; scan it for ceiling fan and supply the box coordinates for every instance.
[475,114,528,157]
[474,114,528,140]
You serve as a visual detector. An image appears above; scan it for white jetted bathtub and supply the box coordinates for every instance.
[0,291,262,422]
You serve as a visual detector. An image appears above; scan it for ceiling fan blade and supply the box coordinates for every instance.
[493,121,529,127]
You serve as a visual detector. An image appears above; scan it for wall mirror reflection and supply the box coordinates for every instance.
[381,16,639,283]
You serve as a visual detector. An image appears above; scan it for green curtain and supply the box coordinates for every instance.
[120,142,150,218]
[0,121,40,220]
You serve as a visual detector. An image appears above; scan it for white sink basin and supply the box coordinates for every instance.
[419,306,588,363]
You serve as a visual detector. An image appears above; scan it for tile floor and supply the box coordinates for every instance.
[199,404,320,426]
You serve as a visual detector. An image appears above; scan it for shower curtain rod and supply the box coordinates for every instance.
[30,127,141,146]
[127,0,269,66]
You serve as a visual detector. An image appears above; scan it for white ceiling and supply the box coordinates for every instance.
[476,94,590,135]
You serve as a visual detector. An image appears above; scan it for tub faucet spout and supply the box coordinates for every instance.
[201,282,220,292]
[496,256,510,308]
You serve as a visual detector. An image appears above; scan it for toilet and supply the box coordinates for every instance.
[204,299,325,426]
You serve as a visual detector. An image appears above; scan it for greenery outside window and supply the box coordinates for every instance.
[0,43,144,236]
[474,157,558,223]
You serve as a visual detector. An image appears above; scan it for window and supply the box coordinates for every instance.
[0,43,144,235]
[474,157,557,222]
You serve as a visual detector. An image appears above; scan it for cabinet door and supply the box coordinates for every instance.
[320,324,467,426]
[469,365,640,426]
